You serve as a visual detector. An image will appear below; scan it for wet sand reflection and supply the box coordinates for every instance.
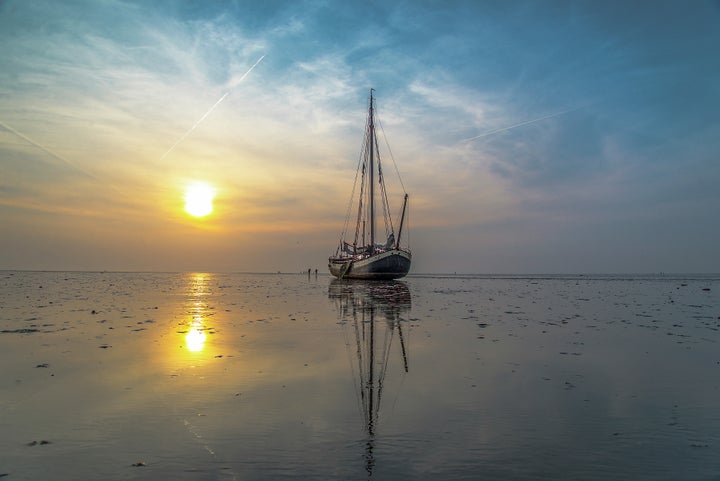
[329,279,412,478]
[173,273,218,361]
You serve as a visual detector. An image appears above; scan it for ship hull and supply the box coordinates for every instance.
[329,249,411,280]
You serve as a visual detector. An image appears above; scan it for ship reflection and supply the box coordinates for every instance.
[328,279,412,478]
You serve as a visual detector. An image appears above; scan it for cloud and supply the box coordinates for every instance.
[1,0,719,272]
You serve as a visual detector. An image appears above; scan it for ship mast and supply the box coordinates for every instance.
[368,89,375,253]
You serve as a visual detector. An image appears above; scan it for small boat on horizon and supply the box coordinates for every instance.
[328,90,412,280]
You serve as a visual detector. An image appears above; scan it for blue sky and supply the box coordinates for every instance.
[1,0,719,273]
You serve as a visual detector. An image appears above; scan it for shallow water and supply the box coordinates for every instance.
[1,271,719,480]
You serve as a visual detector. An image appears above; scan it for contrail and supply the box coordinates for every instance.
[463,105,585,143]
[0,120,96,179]
[160,54,265,161]
[159,91,229,162]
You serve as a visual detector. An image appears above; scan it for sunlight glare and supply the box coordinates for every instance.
[184,181,215,217]
[186,320,207,352]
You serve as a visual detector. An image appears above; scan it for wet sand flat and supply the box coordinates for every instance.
[1,271,719,480]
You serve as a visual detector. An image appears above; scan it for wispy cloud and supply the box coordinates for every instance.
[1,0,719,272]
[160,55,266,161]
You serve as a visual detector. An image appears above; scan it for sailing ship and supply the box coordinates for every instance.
[328,90,412,280]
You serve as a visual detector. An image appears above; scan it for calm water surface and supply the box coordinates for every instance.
[1,271,719,480]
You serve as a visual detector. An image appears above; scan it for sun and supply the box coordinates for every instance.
[184,181,216,217]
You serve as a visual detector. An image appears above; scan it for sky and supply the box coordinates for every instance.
[1,0,719,274]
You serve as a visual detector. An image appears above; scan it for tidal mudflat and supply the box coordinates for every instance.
[1,271,718,480]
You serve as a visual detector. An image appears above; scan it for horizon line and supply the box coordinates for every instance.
[2,269,719,278]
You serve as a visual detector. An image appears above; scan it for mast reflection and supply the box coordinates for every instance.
[328,279,412,478]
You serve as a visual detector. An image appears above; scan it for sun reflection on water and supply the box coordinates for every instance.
[185,314,207,352]
[182,274,213,355]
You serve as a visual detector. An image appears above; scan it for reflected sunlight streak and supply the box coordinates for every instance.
[184,274,211,353]
[186,316,207,352]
